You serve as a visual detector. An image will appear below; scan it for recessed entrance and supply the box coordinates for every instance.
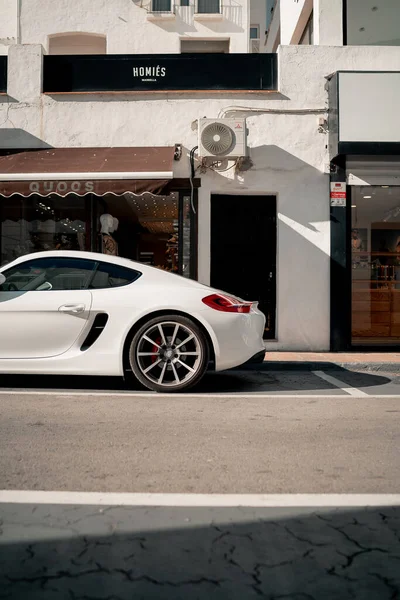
[211,194,276,339]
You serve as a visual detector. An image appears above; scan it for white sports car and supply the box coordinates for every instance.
[0,251,266,392]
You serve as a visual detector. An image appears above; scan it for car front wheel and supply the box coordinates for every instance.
[129,315,209,392]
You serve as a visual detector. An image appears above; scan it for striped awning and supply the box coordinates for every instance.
[0,147,175,197]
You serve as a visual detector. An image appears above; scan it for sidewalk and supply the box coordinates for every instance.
[263,351,400,373]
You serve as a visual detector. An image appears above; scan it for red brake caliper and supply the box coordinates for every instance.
[152,337,162,363]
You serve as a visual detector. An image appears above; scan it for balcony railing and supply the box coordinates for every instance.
[149,0,221,13]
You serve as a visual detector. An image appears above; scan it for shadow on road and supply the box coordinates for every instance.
[1,504,399,599]
[0,364,393,395]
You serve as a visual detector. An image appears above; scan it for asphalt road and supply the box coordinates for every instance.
[1,382,399,494]
[1,368,400,599]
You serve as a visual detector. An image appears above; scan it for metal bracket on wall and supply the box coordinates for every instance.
[174,144,182,161]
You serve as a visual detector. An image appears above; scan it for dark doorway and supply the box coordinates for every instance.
[211,195,276,339]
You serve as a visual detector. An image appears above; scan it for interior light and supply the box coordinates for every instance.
[363,195,372,199]
[351,205,357,208]
[382,186,389,188]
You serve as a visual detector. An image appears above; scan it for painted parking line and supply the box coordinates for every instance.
[313,370,369,397]
[2,390,400,398]
[1,490,400,507]
[0,390,399,398]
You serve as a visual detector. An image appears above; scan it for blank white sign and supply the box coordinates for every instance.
[339,72,400,142]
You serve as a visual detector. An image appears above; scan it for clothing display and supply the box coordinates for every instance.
[99,213,119,256]
[101,233,118,256]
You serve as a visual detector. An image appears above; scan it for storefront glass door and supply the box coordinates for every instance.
[351,186,400,345]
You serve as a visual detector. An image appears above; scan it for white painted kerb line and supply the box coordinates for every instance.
[3,391,398,399]
[1,491,400,507]
[313,370,368,397]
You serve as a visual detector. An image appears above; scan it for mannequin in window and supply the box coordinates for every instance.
[100,213,118,256]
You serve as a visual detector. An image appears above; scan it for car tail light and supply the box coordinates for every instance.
[202,293,253,314]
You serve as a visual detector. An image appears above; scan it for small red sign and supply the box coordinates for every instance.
[330,182,346,206]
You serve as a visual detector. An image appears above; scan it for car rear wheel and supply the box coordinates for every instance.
[129,315,209,393]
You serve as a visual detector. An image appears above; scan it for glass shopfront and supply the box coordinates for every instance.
[0,191,195,278]
[351,185,400,345]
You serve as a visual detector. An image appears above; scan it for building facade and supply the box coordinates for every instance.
[0,0,399,350]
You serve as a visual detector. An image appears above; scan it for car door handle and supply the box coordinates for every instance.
[58,303,86,314]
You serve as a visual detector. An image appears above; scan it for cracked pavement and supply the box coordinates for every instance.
[1,505,400,599]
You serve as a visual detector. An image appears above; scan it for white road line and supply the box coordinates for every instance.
[0,390,399,399]
[1,490,400,507]
[313,370,369,397]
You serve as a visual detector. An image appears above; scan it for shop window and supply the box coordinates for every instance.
[95,193,181,274]
[181,39,229,53]
[0,191,194,279]
[345,0,400,46]
[351,186,400,345]
[48,33,107,55]
[0,195,88,266]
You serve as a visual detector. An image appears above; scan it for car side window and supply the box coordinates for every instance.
[0,257,97,291]
[89,262,141,289]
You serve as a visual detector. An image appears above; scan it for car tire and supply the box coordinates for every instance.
[129,315,209,393]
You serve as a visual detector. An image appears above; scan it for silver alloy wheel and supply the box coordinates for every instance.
[136,320,203,388]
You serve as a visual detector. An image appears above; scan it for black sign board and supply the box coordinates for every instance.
[43,53,277,93]
[0,56,7,93]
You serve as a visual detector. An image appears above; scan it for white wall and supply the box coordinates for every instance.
[0,0,17,54]
[280,0,312,44]
[265,0,281,52]
[249,0,267,51]
[14,0,250,54]
[2,42,400,350]
[48,33,107,55]
[313,0,343,46]
[265,0,344,49]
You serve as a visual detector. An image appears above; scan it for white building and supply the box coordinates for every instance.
[0,0,399,351]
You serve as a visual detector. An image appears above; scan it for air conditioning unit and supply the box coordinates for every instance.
[198,118,247,159]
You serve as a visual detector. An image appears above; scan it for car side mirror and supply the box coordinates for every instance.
[0,274,6,286]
